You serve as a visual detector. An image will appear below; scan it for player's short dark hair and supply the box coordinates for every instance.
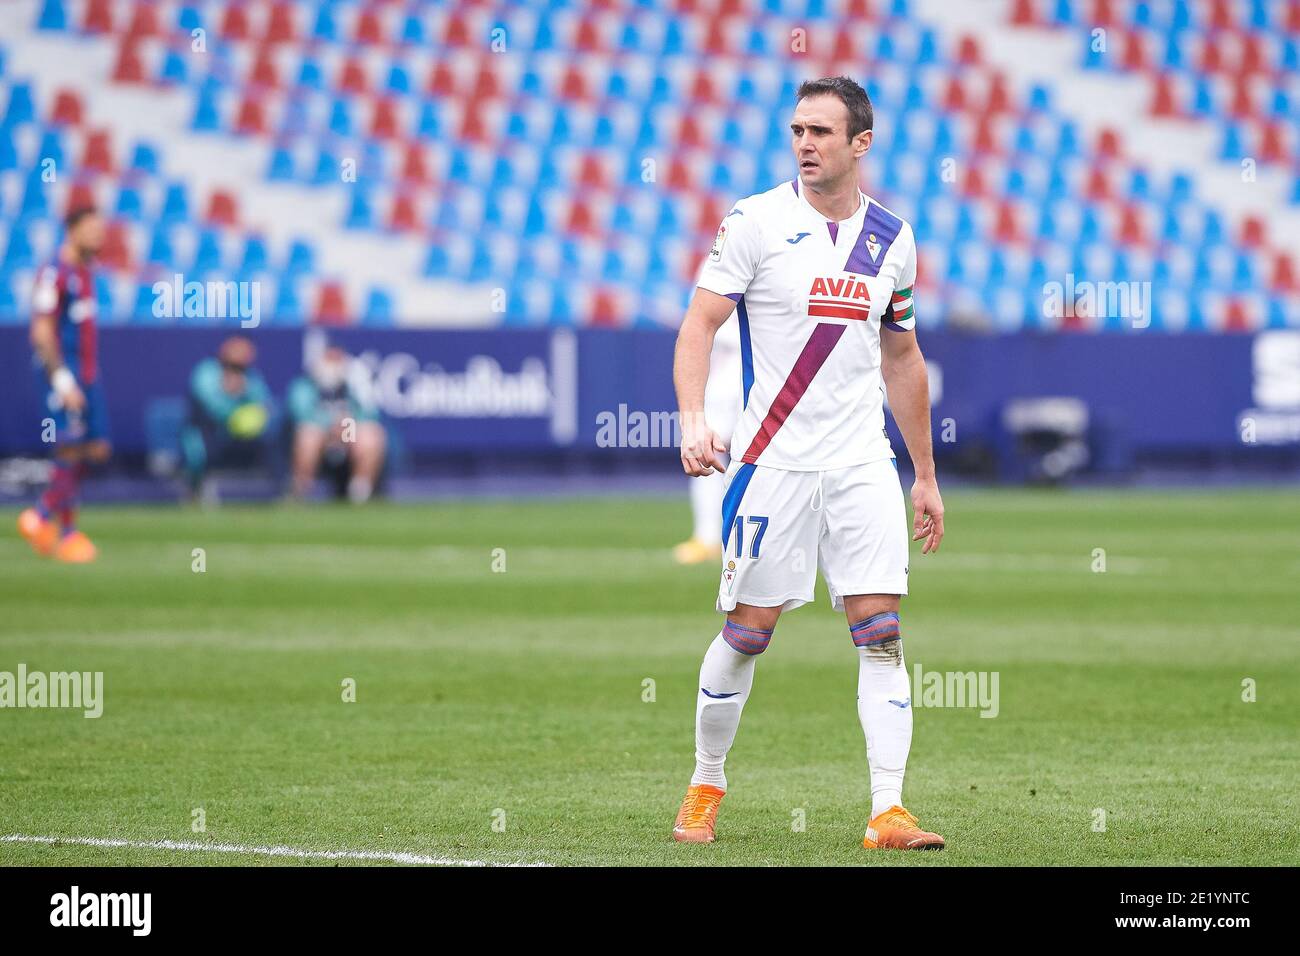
[796,76,873,139]
[65,205,98,230]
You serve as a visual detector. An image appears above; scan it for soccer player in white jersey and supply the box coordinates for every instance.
[671,76,946,849]
[672,314,742,564]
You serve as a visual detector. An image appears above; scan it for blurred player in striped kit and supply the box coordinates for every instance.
[17,206,108,563]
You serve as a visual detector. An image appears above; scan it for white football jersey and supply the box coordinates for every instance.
[697,178,917,471]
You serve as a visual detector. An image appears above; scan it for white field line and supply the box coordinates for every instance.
[0,834,548,868]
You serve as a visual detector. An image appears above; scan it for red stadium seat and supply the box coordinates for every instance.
[65,180,98,217]
[574,18,604,53]
[1272,253,1296,292]
[428,62,456,96]
[1084,166,1111,201]
[831,28,859,61]
[567,199,598,236]
[112,40,146,83]
[338,57,369,95]
[51,88,84,126]
[1121,30,1149,71]
[1009,0,1037,25]
[962,163,988,197]
[1095,127,1121,159]
[589,288,621,326]
[694,196,725,237]
[942,76,967,111]
[1150,74,1180,116]
[207,190,239,227]
[1208,0,1235,31]
[355,9,386,45]
[458,108,489,143]
[1223,299,1250,332]
[264,3,297,44]
[702,19,730,55]
[83,0,114,34]
[1091,0,1119,27]
[81,129,114,174]
[956,35,981,66]
[1239,33,1265,74]
[443,12,471,46]
[559,66,589,101]
[471,65,501,100]
[1228,77,1257,118]
[235,96,266,135]
[1238,215,1266,248]
[126,1,161,38]
[400,142,431,183]
[371,98,401,139]
[220,3,250,41]
[250,49,280,89]
[1258,121,1288,163]
[98,220,132,272]
[315,282,350,324]
[389,193,420,232]
[689,69,718,104]
[993,199,1020,241]
[1117,204,1146,246]
[578,154,608,189]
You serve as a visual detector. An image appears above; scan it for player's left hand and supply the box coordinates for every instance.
[910,477,945,554]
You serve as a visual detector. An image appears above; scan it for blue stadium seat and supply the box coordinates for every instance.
[284,239,315,275]
[239,235,268,274]
[2,223,33,268]
[267,147,296,182]
[4,81,35,126]
[36,0,66,31]
[159,182,190,224]
[362,287,393,325]
[113,184,144,221]
[192,88,222,131]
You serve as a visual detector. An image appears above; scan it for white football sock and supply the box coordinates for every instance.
[691,625,767,789]
[851,612,912,819]
[689,462,727,543]
[347,475,373,503]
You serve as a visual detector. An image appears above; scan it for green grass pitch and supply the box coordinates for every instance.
[1,489,1296,866]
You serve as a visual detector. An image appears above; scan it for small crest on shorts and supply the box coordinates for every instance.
[722,560,737,594]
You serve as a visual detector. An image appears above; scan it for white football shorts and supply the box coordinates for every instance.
[716,457,910,613]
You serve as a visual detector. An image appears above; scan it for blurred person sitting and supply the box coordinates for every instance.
[287,346,386,503]
[181,336,279,501]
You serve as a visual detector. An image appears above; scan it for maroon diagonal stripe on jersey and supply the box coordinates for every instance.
[740,322,846,464]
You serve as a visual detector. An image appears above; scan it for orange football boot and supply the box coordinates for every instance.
[54,530,97,564]
[17,508,58,556]
[863,806,945,850]
[671,538,721,565]
[672,784,726,843]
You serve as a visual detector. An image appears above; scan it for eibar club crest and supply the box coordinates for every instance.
[722,560,737,594]
[865,231,881,262]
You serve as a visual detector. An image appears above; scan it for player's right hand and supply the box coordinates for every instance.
[680,415,727,476]
[52,368,86,413]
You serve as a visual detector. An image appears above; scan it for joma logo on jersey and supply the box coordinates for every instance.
[807,276,872,322]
